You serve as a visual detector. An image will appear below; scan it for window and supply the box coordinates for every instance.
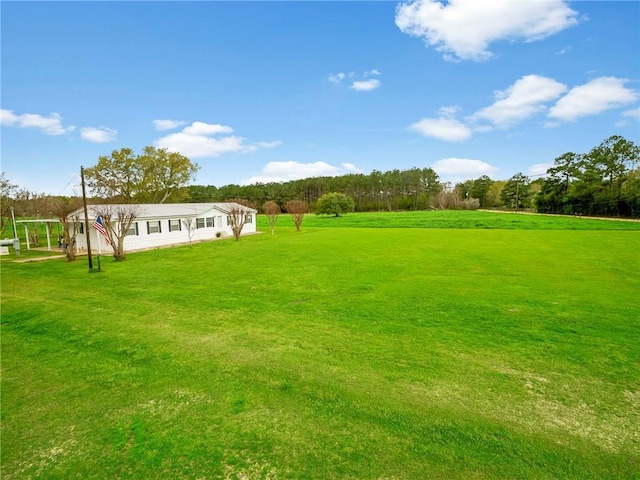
[147,220,161,234]
[244,214,252,224]
[169,219,181,232]
[79,222,84,234]
[206,217,214,228]
[126,222,138,236]
[196,218,205,229]
[227,216,232,226]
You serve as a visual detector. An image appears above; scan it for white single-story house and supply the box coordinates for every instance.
[72,203,257,253]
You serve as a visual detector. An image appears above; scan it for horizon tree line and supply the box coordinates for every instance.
[2,135,638,248]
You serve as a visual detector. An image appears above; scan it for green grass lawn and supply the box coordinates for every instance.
[263,209,640,230]
[2,211,639,479]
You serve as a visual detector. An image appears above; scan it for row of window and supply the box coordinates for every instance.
[140,217,225,236]
[80,215,253,236]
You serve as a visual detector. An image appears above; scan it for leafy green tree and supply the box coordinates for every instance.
[501,173,531,210]
[548,152,582,195]
[193,165,444,213]
[470,175,494,208]
[85,148,141,202]
[186,185,217,203]
[85,147,199,203]
[315,192,355,217]
[456,179,474,201]
[536,176,569,214]
[484,181,505,208]
[138,146,199,203]
[586,135,639,214]
[621,168,640,217]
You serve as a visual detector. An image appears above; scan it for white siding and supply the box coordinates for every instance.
[74,204,257,253]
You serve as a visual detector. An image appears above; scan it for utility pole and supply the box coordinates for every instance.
[80,166,93,270]
[515,179,520,214]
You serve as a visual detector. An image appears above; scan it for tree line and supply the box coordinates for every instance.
[2,135,638,248]
[187,167,444,213]
[186,136,638,218]
[536,135,639,217]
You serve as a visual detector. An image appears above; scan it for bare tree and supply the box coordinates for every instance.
[51,197,82,262]
[263,200,281,235]
[181,217,196,247]
[0,173,17,238]
[285,200,308,231]
[93,204,140,260]
[227,203,250,241]
[223,199,255,241]
[13,190,55,246]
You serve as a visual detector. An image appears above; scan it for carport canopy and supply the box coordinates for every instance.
[14,218,62,251]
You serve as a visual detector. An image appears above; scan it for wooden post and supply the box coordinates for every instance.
[81,166,93,270]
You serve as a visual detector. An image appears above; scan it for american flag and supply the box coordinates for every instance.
[92,215,111,245]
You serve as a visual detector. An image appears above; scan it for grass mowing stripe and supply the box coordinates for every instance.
[1,214,639,478]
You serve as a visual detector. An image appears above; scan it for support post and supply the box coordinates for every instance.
[10,206,18,239]
[81,166,93,270]
[45,222,52,251]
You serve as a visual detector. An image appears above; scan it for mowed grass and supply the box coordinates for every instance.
[1,211,639,479]
[265,209,640,230]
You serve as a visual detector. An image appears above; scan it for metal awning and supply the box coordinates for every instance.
[14,218,62,251]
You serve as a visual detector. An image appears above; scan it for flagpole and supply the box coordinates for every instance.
[96,225,102,255]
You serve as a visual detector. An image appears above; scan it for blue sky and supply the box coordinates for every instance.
[2,0,639,196]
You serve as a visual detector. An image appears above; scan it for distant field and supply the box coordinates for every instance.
[2,211,639,479]
[260,209,640,230]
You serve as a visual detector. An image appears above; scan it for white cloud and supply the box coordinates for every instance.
[615,108,640,127]
[328,72,346,84]
[548,77,639,121]
[80,126,117,143]
[409,75,637,142]
[0,109,18,125]
[472,75,567,127]
[182,121,234,136]
[351,79,381,92]
[554,46,571,56]
[527,163,552,177]
[431,157,499,177]
[395,0,579,61]
[152,119,186,131]
[409,117,472,142]
[154,121,279,159]
[622,107,640,120]
[1,108,75,135]
[255,140,283,149]
[341,163,363,174]
[155,132,255,158]
[329,70,382,91]
[242,161,362,185]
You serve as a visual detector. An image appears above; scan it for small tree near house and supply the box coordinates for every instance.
[93,204,140,260]
[263,200,281,235]
[285,200,308,231]
[226,200,253,241]
[181,217,196,247]
[51,197,82,262]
